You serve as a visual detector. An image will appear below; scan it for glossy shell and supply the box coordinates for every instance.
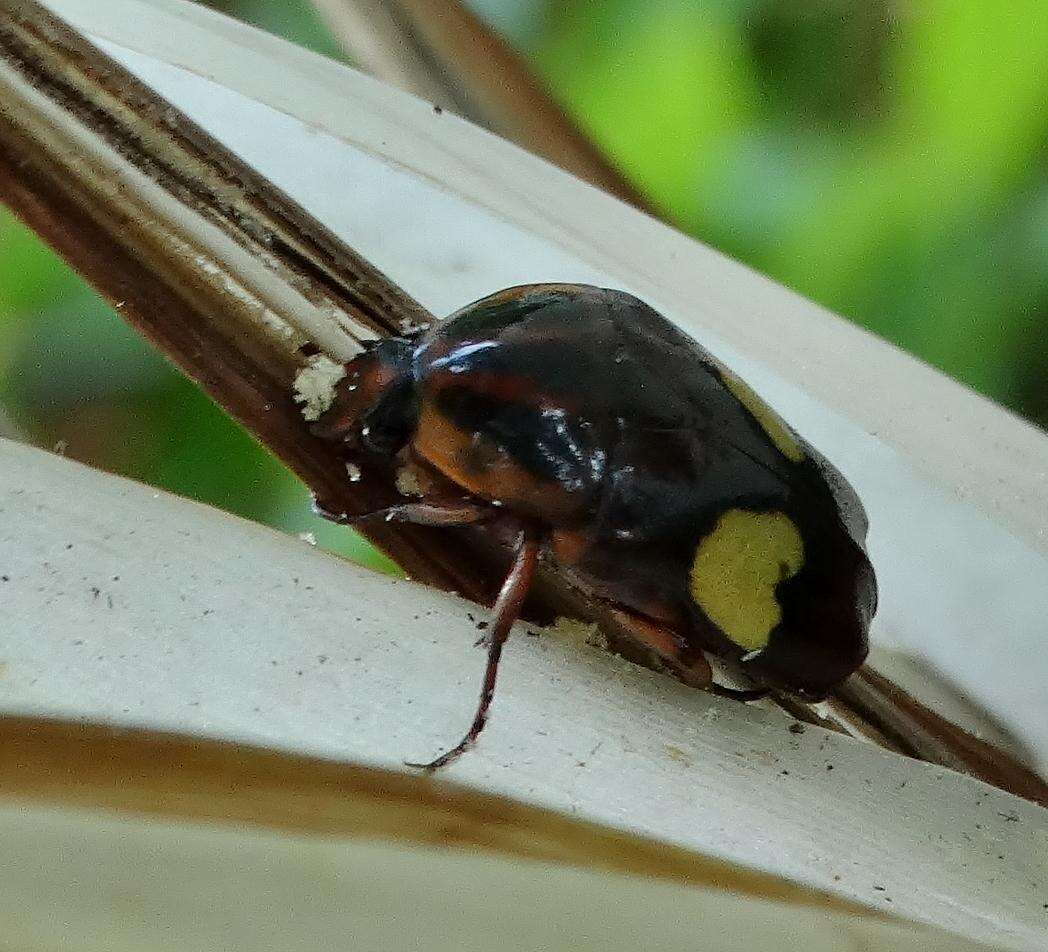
[340,285,877,697]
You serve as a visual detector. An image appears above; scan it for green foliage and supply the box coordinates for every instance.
[529,0,1048,428]
[1,0,1045,576]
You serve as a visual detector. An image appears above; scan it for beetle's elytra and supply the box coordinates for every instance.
[314,284,877,769]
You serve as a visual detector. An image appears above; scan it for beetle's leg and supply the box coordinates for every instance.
[605,607,715,689]
[407,524,540,772]
[605,607,769,701]
[313,497,494,527]
[356,501,494,527]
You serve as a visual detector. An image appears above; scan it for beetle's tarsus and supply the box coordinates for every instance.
[709,683,770,702]
[404,741,474,773]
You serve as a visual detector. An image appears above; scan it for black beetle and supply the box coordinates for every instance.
[313,284,877,769]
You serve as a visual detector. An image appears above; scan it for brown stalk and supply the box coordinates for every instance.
[0,0,1043,806]
[830,670,1048,806]
[0,0,486,598]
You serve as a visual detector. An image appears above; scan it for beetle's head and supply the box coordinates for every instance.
[312,337,419,455]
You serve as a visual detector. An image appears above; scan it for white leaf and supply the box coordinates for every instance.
[0,717,999,952]
[3,435,1047,950]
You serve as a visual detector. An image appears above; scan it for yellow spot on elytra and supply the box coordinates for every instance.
[689,509,804,651]
[720,370,804,463]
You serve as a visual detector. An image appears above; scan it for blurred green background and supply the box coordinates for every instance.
[1,0,1045,569]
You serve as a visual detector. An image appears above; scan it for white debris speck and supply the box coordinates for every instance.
[395,466,423,497]
[293,355,346,421]
[298,532,317,546]
[345,462,362,482]
[811,701,834,720]
[549,616,607,650]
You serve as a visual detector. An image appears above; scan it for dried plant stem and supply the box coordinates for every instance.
[830,670,1048,806]
[0,0,487,597]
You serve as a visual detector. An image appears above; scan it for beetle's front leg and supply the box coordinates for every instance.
[314,448,504,528]
[314,498,495,528]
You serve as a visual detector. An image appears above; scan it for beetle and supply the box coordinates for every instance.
[313,284,877,769]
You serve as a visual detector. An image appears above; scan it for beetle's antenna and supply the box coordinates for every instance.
[407,524,540,771]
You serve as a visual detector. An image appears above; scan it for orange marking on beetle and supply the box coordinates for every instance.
[412,403,581,521]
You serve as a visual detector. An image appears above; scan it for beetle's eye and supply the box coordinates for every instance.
[688,509,804,652]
